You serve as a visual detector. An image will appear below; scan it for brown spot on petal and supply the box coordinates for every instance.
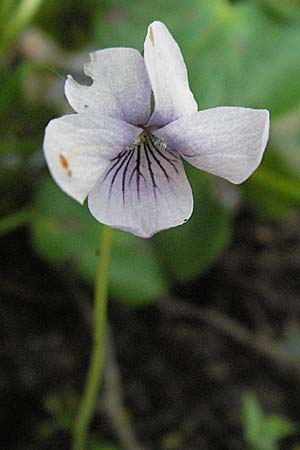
[59,154,72,176]
[149,27,155,46]
[59,154,69,169]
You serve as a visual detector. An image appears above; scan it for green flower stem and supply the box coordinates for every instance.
[0,207,33,235]
[72,225,113,450]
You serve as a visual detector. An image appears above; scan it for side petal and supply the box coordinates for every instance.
[88,135,193,238]
[43,113,141,204]
[144,21,197,127]
[65,48,151,125]
[154,107,270,184]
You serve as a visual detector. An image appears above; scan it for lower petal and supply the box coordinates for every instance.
[88,134,193,238]
[43,113,141,204]
[154,107,270,184]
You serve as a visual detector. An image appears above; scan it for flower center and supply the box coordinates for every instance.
[103,131,180,205]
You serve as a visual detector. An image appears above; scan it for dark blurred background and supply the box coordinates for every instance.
[2,0,300,449]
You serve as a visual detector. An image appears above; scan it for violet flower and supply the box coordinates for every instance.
[43,21,269,238]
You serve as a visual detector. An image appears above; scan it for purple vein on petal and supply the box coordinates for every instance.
[148,133,179,174]
[144,142,158,199]
[144,140,170,182]
[122,149,135,205]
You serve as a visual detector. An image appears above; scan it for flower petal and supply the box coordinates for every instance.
[144,21,197,127]
[88,134,193,238]
[154,107,270,184]
[65,48,151,125]
[43,113,141,204]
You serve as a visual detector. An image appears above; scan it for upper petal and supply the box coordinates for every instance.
[88,133,193,238]
[154,107,270,184]
[65,48,152,125]
[43,113,141,204]
[144,21,197,127]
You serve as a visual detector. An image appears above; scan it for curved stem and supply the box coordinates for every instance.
[72,225,113,450]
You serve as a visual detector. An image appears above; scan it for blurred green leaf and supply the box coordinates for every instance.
[243,146,300,219]
[31,177,167,305]
[261,415,295,443]
[225,5,300,116]
[244,168,300,219]
[153,170,231,283]
[0,63,32,115]
[271,109,300,178]
[245,92,300,217]
[95,0,300,116]
[242,392,295,450]
[242,392,265,447]
[251,0,300,20]
[34,0,108,49]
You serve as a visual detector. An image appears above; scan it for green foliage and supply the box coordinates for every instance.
[0,63,32,116]
[153,169,231,282]
[31,177,167,305]
[242,392,295,450]
[251,0,300,20]
[243,156,300,219]
[242,109,300,219]
[31,174,230,302]
[34,0,108,49]
[3,0,300,299]
[95,0,300,116]
[271,109,300,178]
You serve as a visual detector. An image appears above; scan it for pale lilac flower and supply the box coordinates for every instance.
[43,21,269,238]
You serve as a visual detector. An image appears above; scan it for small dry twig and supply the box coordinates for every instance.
[104,328,148,450]
[159,297,300,379]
